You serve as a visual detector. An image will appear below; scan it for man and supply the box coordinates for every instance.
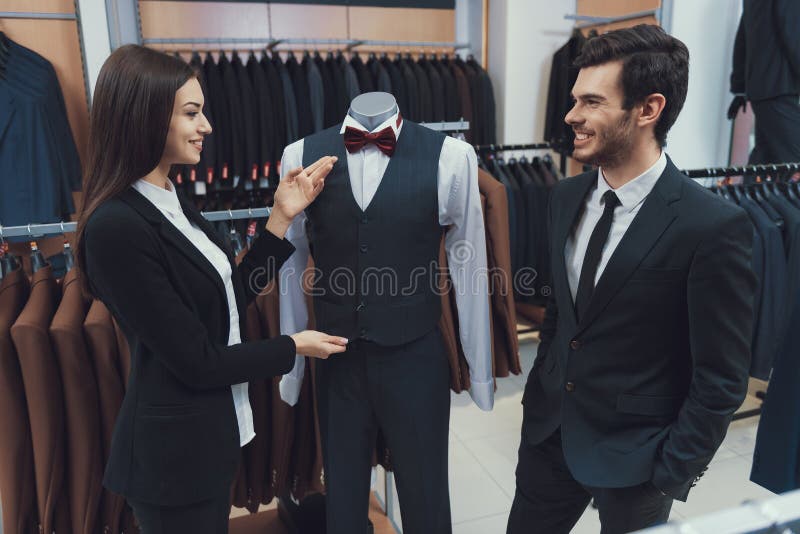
[728,0,800,166]
[508,25,756,534]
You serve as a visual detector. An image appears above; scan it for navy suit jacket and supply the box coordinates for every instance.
[0,36,81,228]
[524,158,756,501]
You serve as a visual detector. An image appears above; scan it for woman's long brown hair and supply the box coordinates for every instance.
[76,45,195,297]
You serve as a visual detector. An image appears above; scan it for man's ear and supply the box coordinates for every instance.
[638,93,667,128]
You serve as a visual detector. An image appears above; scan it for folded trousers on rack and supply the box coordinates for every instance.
[315,328,452,534]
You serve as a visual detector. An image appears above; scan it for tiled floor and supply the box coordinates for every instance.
[441,335,776,534]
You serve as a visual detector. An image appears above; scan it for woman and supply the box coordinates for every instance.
[76,45,345,533]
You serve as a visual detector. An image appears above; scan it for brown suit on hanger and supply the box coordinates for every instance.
[436,235,473,392]
[260,281,296,500]
[83,299,127,534]
[49,269,103,534]
[0,267,37,534]
[478,169,520,375]
[107,313,139,533]
[242,299,271,513]
[10,265,71,534]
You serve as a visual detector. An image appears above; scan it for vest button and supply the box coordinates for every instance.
[360,244,368,253]
[361,216,369,224]
[360,328,367,336]
[565,381,576,392]
[569,340,582,350]
[356,301,365,312]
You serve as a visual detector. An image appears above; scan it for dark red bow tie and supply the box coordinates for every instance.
[343,125,397,156]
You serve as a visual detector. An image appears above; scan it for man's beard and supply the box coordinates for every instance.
[572,111,635,169]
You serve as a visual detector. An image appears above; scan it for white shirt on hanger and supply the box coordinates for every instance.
[277,111,494,411]
[132,178,255,447]
[564,150,667,301]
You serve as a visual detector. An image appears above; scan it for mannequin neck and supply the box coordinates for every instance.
[347,92,398,131]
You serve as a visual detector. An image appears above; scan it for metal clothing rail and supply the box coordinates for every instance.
[682,162,800,179]
[564,8,659,29]
[0,11,78,20]
[474,142,567,175]
[422,120,469,132]
[0,207,272,239]
[474,143,552,151]
[142,36,471,52]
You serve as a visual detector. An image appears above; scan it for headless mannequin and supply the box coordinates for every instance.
[347,92,398,130]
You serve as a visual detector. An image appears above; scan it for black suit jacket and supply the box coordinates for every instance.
[524,158,756,501]
[232,52,259,183]
[350,53,375,94]
[731,0,800,101]
[82,188,297,506]
[247,52,275,181]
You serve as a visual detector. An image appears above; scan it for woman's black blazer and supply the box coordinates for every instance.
[83,187,297,506]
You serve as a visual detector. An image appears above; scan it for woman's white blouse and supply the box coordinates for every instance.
[132,178,255,446]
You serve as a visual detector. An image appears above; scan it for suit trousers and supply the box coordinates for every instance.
[127,490,230,534]
[748,95,800,171]
[507,427,672,534]
[316,328,452,534]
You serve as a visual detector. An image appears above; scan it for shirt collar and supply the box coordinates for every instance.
[132,178,182,217]
[596,151,667,212]
[339,110,403,140]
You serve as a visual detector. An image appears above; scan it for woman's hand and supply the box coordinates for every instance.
[266,156,337,239]
[290,330,348,359]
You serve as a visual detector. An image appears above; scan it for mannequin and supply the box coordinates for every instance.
[347,92,398,131]
[278,94,493,534]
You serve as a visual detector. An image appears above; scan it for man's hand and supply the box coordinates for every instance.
[727,95,747,120]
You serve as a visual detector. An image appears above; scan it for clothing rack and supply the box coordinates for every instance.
[0,207,272,239]
[682,162,800,179]
[0,11,78,20]
[683,163,800,423]
[564,8,660,29]
[474,142,567,175]
[142,37,472,53]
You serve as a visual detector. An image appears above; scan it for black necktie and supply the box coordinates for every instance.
[575,190,621,322]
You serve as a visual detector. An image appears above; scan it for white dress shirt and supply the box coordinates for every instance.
[564,151,667,301]
[132,178,255,446]
[278,111,494,411]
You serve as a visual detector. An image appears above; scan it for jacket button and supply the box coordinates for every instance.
[565,381,576,392]
[356,301,365,311]
[360,244,368,253]
[360,328,367,336]
[569,340,581,350]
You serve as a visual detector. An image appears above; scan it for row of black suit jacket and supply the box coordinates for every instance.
[544,30,587,157]
[0,34,82,229]
[708,181,800,495]
[174,49,496,192]
[478,153,562,306]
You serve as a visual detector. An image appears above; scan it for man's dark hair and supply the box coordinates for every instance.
[574,24,689,146]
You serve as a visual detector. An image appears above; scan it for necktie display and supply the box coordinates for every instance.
[574,189,620,322]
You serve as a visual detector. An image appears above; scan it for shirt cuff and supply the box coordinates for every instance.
[469,379,494,411]
[278,368,303,406]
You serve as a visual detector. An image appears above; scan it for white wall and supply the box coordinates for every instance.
[487,0,577,144]
[77,0,112,102]
[659,0,742,169]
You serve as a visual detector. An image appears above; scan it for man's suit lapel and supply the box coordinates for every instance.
[574,159,683,336]
[554,171,596,328]
[120,188,228,308]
